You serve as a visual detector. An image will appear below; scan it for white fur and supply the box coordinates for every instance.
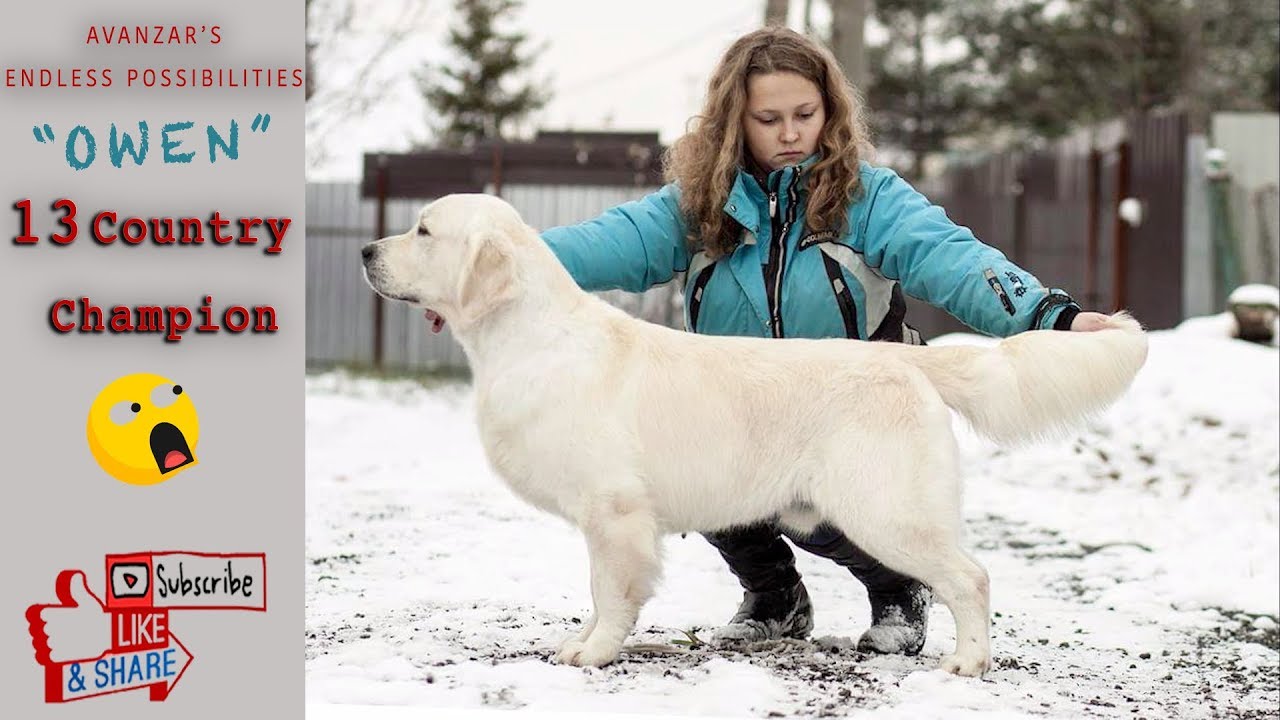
[361,194,1150,678]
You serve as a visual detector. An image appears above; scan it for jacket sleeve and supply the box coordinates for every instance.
[853,167,1081,337]
[539,183,691,293]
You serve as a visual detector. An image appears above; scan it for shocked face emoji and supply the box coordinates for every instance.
[87,373,199,485]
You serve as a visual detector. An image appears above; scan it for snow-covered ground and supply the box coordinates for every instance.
[305,327,1280,719]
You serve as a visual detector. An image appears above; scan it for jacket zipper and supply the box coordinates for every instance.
[764,170,801,338]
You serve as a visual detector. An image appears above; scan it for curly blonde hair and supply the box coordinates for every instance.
[664,26,873,259]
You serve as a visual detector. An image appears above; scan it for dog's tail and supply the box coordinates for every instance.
[895,312,1149,445]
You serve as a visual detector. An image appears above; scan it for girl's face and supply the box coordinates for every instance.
[742,71,826,173]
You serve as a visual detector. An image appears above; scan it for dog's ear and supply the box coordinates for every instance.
[454,230,517,326]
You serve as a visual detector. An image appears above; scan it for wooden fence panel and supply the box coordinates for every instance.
[305,182,669,372]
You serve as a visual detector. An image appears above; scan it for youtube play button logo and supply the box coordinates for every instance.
[110,560,150,600]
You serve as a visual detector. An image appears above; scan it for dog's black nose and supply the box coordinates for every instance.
[360,244,375,265]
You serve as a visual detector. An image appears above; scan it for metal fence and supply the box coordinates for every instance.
[309,110,1221,372]
[305,182,673,372]
[914,111,1190,335]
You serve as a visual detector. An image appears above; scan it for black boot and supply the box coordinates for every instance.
[702,522,814,642]
[788,524,931,655]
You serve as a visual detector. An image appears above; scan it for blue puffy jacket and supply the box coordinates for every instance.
[542,158,1079,341]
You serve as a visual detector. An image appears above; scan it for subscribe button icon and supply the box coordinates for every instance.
[105,552,267,611]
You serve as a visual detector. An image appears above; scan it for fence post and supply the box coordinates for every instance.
[1086,147,1101,310]
[1112,141,1131,312]
[1012,157,1026,267]
[491,140,504,197]
[373,154,388,369]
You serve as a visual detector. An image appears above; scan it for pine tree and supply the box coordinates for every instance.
[951,0,1280,141]
[864,0,980,180]
[419,0,549,149]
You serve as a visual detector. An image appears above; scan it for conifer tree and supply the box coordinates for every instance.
[952,0,1280,140]
[419,0,549,148]
[864,0,980,180]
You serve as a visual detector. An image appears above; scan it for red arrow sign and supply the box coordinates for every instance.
[42,631,193,702]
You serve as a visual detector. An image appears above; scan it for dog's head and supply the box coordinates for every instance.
[361,194,525,329]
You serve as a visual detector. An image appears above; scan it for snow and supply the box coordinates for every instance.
[1179,284,1280,348]
[1229,283,1280,308]
[1176,311,1241,339]
[306,325,1279,718]
[1176,308,1279,348]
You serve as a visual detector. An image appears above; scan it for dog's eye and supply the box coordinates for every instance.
[109,400,141,425]
[150,382,183,409]
[416,225,429,237]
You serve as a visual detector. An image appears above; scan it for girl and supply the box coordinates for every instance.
[536,26,1110,656]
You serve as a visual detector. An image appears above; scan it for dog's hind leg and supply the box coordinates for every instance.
[894,544,990,677]
[815,425,992,676]
[554,493,661,667]
[826,508,991,676]
[929,548,991,677]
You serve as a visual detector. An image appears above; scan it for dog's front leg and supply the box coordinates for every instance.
[557,613,597,651]
[554,506,660,667]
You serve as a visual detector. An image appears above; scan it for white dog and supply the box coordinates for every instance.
[360,193,1149,677]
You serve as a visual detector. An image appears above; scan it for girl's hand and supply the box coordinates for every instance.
[1069,311,1111,332]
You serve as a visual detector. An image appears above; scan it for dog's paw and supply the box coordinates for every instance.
[554,638,620,667]
[557,629,588,653]
[938,652,991,678]
[555,639,588,665]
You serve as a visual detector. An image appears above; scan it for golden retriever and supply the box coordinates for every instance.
[360,193,1148,677]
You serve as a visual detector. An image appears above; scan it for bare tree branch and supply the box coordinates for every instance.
[306,0,433,172]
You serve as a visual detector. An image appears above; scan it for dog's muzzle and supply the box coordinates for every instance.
[359,243,418,304]
[360,243,386,293]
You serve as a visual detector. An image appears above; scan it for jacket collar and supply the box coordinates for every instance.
[723,153,819,235]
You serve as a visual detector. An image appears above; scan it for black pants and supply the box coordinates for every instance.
[703,521,918,598]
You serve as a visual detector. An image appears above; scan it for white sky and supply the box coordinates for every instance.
[307,0,830,180]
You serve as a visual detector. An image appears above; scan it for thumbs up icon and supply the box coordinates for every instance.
[26,570,111,665]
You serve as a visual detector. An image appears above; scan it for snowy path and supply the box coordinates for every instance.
[305,331,1279,718]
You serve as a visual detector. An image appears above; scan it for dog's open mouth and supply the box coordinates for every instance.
[149,422,195,474]
[424,309,446,334]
